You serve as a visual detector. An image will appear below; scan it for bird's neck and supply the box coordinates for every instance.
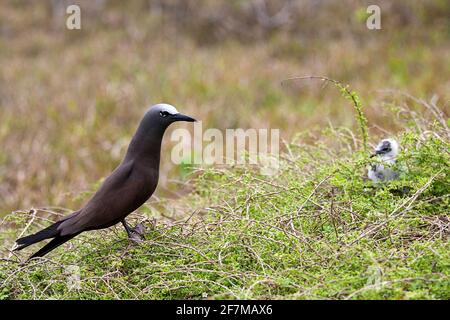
[124,124,166,167]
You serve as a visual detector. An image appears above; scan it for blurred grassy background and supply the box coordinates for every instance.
[0,0,449,215]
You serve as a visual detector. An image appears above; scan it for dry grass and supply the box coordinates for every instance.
[1,1,449,214]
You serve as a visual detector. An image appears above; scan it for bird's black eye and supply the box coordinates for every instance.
[159,111,169,118]
[381,142,391,152]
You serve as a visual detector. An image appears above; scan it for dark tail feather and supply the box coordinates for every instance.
[28,234,77,260]
[14,220,64,251]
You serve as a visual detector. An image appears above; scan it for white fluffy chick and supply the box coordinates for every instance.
[368,138,400,182]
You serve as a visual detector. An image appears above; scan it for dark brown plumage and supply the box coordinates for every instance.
[14,103,196,260]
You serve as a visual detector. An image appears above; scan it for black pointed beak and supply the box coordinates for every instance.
[371,149,387,157]
[371,149,385,157]
[172,113,197,122]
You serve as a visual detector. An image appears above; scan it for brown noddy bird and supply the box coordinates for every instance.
[14,103,196,260]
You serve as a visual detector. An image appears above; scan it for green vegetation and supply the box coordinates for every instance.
[1,97,448,299]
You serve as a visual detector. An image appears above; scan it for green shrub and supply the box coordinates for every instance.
[0,94,448,299]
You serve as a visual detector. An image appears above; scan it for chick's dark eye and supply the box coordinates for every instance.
[159,111,169,118]
[381,142,391,151]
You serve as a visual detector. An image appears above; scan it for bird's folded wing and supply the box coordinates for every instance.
[57,161,147,236]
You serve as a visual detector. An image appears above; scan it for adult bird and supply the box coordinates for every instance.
[14,103,196,260]
[368,138,400,182]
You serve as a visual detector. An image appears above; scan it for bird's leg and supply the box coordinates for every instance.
[121,220,134,238]
[121,220,145,241]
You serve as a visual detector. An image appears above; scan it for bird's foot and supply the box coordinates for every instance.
[127,223,145,242]
[132,223,145,236]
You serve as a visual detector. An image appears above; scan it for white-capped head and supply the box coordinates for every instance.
[125,103,196,160]
[144,103,196,124]
[151,103,179,116]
